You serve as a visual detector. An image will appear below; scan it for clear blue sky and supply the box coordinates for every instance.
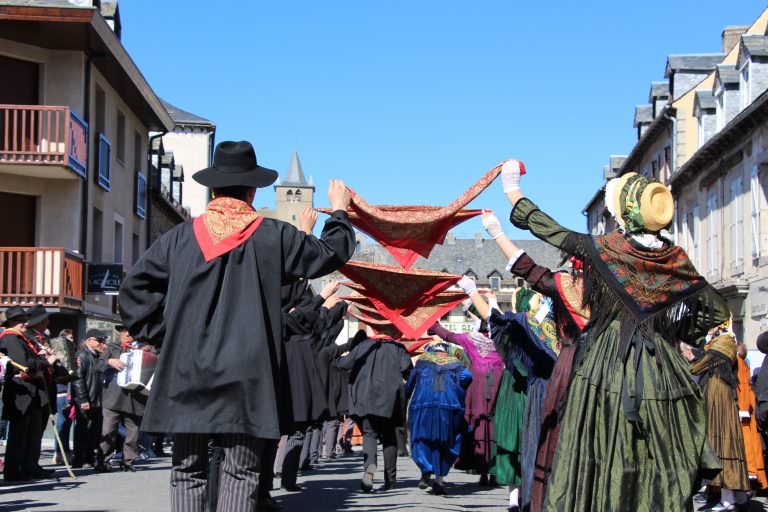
[123,1,767,238]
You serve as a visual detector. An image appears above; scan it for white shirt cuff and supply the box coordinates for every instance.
[505,249,526,271]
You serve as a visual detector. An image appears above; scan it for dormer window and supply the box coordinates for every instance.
[740,61,751,110]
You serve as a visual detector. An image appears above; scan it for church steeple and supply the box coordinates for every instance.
[279,150,314,189]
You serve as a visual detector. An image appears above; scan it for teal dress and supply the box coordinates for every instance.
[509,198,730,512]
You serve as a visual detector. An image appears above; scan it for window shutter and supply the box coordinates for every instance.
[707,189,719,278]
[752,165,761,259]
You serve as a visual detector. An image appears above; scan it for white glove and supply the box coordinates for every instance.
[457,275,477,296]
[501,160,525,193]
[482,210,504,239]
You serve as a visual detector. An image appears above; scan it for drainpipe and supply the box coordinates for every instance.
[79,52,93,257]
[206,127,216,204]
[147,131,167,247]
[664,109,678,243]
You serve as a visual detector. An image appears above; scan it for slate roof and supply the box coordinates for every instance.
[634,104,653,127]
[649,81,669,100]
[741,34,768,58]
[695,90,716,111]
[353,236,564,279]
[160,99,214,127]
[100,1,117,17]
[0,0,92,7]
[665,54,724,77]
[610,155,627,171]
[715,64,739,85]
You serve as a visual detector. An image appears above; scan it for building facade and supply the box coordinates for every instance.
[0,0,175,336]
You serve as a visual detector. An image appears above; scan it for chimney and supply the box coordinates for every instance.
[474,232,483,248]
[722,25,749,54]
[446,232,456,245]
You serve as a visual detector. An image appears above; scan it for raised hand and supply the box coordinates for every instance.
[323,295,344,309]
[321,280,341,299]
[481,210,504,239]
[328,179,351,212]
[501,160,526,193]
[299,207,318,234]
[457,275,478,296]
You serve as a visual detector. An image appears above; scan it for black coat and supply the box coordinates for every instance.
[118,211,355,438]
[0,330,50,420]
[337,338,412,421]
[319,339,352,417]
[73,347,104,407]
[101,342,148,416]
[284,294,329,426]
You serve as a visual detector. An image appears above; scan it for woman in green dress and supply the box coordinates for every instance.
[498,161,730,512]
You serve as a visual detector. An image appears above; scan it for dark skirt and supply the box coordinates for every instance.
[521,377,547,509]
[409,405,467,477]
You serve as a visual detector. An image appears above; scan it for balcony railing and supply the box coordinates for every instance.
[0,247,84,309]
[0,105,88,177]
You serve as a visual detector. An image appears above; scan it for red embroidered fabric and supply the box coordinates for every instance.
[339,260,461,311]
[193,197,264,262]
[344,280,466,339]
[319,164,502,268]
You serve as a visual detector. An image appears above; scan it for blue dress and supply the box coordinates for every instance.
[405,354,472,477]
[490,309,559,508]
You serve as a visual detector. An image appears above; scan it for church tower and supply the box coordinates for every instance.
[274,151,314,228]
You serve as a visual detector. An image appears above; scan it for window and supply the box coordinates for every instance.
[114,220,123,264]
[286,190,293,201]
[729,175,744,272]
[97,133,111,190]
[688,206,700,269]
[116,110,125,163]
[132,233,140,264]
[295,189,302,200]
[706,187,720,278]
[752,165,761,259]
[92,207,103,261]
[95,86,105,134]
[740,62,751,110]
[135,171,147,218]
[490,276,501,291]
[134,131,142,172]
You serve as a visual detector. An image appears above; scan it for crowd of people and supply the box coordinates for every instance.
[2,140,768,512]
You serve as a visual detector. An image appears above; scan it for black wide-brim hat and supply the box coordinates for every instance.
[192,140,278,188]
[27,304,49,326]
[2,306,28,327]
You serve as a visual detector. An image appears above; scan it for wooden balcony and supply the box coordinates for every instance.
[0,247,84,309]
[0,105,88,178]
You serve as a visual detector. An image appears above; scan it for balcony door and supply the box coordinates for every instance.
[0,54,39,105]
[0,192,36,246]
[0,55,40,157]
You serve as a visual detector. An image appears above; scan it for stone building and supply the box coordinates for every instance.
[0,0,175,335]
[583,8,768,348]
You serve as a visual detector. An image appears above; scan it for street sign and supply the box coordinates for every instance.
[87,263,124,294]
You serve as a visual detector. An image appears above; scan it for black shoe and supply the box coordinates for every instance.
[381,480,396,491]
[299,463,313,472]
[397,451,409,458]
[4,472,32,482]
[119,461,136,473]
[361,466,375,493]
[257,495,283,511]
[479,473,489,487]
[507,507,520,512]
[29,468,55,479]
[418,473,431,490]
[94,462,111,473]
[489,475,498,488]
[281,483,302,492]
[432,482,447,496]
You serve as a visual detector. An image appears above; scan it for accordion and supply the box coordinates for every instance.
[116,350,158,393]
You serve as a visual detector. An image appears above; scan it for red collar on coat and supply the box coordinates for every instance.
[193,197,264,262]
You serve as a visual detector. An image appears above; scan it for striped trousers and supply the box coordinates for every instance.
[171,433,265,512]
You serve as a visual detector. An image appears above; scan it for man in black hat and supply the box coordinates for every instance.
[97,325,151,472]
[119,140,356,511]
[72,329,107,469]
[0,307,58,481]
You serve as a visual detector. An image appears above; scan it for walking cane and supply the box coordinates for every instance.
[7,359,77,479]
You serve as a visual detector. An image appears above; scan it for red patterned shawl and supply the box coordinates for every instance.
[339,260,461,311]
[345,280,466,339]
[193,197,264,262]
[319,164,502,268]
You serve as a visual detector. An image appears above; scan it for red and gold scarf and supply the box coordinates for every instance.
[193,197,264,262]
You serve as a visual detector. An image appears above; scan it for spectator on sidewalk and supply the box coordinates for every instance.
[72,329,107,470]
[49,328,77,465]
